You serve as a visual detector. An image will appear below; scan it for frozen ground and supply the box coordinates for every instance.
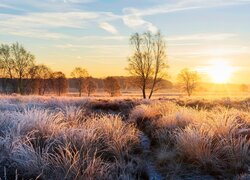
[0,95,250,179]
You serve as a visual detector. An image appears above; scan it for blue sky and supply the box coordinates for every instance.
[0,0,250,83]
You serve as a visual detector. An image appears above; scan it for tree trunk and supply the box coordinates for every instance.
[142,86,146,99]
[148,81,156,99]
[141,79,147,99]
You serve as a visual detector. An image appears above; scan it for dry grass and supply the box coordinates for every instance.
[0,96,145,179]
[1,95,250,179]
[129,100,250,179]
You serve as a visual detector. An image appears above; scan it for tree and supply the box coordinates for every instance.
[104,77,121,97]
[177,68,200,96]
[240,84,248,92]
[29,64,52,95]
[85,76,97,96]
[11,42,35,94]
[0,44,14,79]
[52,71,67,96]
[0,44,16,93]
[127,31,168,99]
[71,67,89,97]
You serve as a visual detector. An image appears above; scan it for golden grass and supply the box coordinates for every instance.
[1,96,250,179]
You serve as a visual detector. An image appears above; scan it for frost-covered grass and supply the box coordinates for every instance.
[130,101,250,179]
[0,96,146,179]
[1,95,250,179]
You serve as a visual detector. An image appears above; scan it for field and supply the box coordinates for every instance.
[1,95,250,179]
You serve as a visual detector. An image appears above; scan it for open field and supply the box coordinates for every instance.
[1,95,250,179]
[1,0,250,179]
[68,90,250,99]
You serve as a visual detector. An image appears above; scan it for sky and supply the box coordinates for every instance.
[0,0,250,83]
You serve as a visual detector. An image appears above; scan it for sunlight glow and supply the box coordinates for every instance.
[207,60,235,83]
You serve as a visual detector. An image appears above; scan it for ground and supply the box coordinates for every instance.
[1,95,250,179]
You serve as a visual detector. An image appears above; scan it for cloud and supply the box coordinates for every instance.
[63,0,94,2]
[76,55,82,59]
[200,46,249,56]
[0,27,69,40]
[50,0,95,3]
[99,22,118,34]
[124,0,250,17]
[121,0,250,32]
[0,3,24,11]
[0,12,101,29]
[55,44,127,49]
[166,33,237,41]
[122,8,158,33]
[0,11,119,39]
[1,0,249,40]
[169,45,249,57]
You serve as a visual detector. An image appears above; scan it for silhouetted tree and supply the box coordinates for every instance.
[0,44,16,93]
[11,42,35,94]
[71,67,88,97]
[127,31,168,99]
[29,64,52,95]
[52,71,67,96]
[85,76,97,96]
[177,68,200,96]
[240,84,248,92]
[104,77,121,97]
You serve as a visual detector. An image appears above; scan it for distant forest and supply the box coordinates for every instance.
[0,76,173,96]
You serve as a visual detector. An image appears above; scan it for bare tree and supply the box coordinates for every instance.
[52,71,67,96]
[104,77,121,97]
[148,32,168,99]
[71,67,89,97]
[177,68,200,96]
[11,42,35,94]
[127,31,168,99]
[29,64,52,95]
[85,76,97,96]
[0,44,15,79]
[240,84,248,92]
[0,44,16,93]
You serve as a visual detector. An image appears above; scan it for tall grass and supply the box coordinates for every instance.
[129,101,250,178]
[0,96,145,179]
[1,95,250,179]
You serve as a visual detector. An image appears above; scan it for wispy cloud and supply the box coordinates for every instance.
[0,12,101,29]
[123,0,250,17]
[166,33,238,42]
[99,22,118,34]
[60,0,95,3]
[200,46,249,56]
[0,11,119,40]
[12,30,68,40]
[122,8,158,33]
[1,0,249,39]
[122,0,250,32]
[169,45,249,57]
[55,44,128,49]
[0,3,25,11]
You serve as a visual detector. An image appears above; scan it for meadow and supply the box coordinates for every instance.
[1,95,250,180]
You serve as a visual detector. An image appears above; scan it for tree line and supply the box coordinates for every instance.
[0,31,201,98]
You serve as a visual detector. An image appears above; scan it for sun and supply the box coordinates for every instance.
[207,61,234,84]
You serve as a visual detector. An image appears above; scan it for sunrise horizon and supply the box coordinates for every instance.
[2,1,250,179]
[0,0,250,84]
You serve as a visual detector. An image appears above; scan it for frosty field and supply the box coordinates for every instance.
[1,95,250,179]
